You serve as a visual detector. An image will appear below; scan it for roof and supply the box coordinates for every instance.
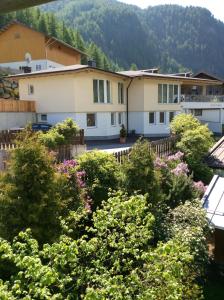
[203,175,224,230]
[194,71,224,82]
[0,20,86,56]
[7,64,130,80]
[118,70,223,84]
[206,137,224,169]
[0,0,55,13]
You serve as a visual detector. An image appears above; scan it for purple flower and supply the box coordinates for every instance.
[171,162,189,176]
[167,151,184,162]
[193,181,207,194]
[84,196,92,213]
[154,157,168,169]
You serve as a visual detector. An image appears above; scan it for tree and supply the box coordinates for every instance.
[130,63,138,70]
[0,129,61,244]
[170,113,201,137]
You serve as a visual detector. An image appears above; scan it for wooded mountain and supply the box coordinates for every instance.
[42,0,224,76]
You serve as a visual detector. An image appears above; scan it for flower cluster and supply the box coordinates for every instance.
[166,151,184,161]
[193,181,207,194]
[171,162,189,176]
[57,160,78,176]
[154,157,168,169]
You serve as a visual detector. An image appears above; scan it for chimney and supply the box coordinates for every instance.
[88,60,97,68]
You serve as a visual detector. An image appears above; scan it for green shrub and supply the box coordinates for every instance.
[170,113,201,136]
[39,118,80,149]
[77,151,119,210]
[122,139,159,197]
[0,129,61,244]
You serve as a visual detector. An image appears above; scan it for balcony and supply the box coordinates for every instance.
[0,99,36,112]
[181,95,224,103]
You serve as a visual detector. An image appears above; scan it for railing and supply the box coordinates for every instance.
[182,95,224,103]
[0,99,36,112]
[114,136,178,164]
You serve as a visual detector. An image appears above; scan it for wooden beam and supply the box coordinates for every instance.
[0,0,56,13]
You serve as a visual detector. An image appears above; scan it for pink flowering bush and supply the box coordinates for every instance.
[193,181,207,196]
[56,159,92,214]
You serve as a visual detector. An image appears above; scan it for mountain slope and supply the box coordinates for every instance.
[42,0,224,76]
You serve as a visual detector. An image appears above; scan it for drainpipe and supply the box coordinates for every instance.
[126,78,133,134]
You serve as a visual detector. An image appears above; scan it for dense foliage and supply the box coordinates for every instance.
[171,114,214,183]
[43,0,224,75]
[0,7,120,72]
[0,127,212,299]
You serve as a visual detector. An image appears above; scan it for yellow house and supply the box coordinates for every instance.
[9,65,129,139]
[0,21,84,72]
[8,65,222,139]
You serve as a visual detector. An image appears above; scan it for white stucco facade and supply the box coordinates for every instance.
[0,112,35,130]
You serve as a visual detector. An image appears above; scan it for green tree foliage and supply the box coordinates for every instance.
[77,151,119,210]
[0,192,206,299]
[42,0,224,76]
[122,139,158,197]
[39,118,79,149]
[0,129,61,244]
[171,114,214,183]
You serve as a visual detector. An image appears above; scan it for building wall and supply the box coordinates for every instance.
[0,112,35,130]
[46,40,81,66]
[0,23,81,69]
[0,24,46,63]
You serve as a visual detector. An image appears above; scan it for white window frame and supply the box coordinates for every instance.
[111,112,116,126]
[158,84,180,104]
[40,114,47,122]
[149,112,155,124]
[87,113,97,128]
[118,112,123,125]
[159,111,165,124]
[93,79,112,104]
[36,64,42,71]
[118,82,124,104]
[28,84,34,95]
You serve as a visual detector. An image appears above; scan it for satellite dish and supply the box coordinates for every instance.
[25,52,32,65]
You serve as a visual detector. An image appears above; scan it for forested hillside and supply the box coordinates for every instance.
[42,0,224,76]
[0,7,120,71]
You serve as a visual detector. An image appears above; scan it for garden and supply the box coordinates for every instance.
[0,114,220,299]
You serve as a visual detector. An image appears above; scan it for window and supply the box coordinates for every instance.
[159,112,165,124]
[93,79,111,103]
[111,112,116,126]
[41,114,47,122]
[118,82,124,104]
[118,112,123,125]
[169,111,175,123]
[36,65,42,71]
[158,84,179,103]
[194,109,202,117]
[149,112,155,124]
[28,84,34,95]
[87,113,96,127]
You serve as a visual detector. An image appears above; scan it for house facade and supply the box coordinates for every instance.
[0,21,83,72]
[8,66,222,139]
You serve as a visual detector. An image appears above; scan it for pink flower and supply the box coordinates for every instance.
[171,162,189,176]
[154,157,168,169]
[167,151,184,162]
[193,181,207,194]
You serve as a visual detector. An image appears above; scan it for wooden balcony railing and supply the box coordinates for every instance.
[0,99,36,112]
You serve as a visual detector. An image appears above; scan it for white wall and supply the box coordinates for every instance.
[37,112,126,140]
[0,59,63,72]
[0,112,35,130]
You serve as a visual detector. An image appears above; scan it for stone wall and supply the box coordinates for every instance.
[0,78,19,99]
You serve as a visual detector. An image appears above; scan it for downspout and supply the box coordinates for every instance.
[126,78,133,135]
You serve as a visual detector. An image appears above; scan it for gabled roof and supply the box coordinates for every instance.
[206,137,224,169]
[0,0,55,13]
[194,71,224,82]
[0,20,86,56]
[7,64,130,80]
[203,175,224,230]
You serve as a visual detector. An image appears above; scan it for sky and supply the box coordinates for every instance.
[118,0,224,22]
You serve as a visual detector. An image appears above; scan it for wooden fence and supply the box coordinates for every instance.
[0,99,36,112]
[114,136,178,164]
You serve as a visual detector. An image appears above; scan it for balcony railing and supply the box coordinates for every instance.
[182,95,224,103]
